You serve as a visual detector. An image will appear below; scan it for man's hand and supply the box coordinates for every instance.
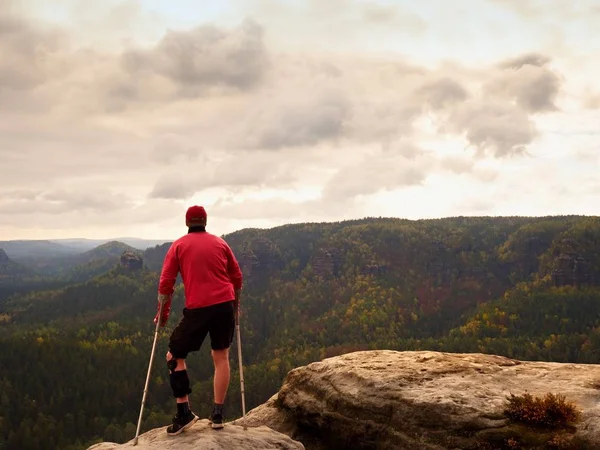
[154,293,172,327]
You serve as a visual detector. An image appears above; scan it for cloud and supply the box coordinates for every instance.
[1,0,592,239]
[360,3,427,33]
[439,156,475,175]
[416,77,470,111]
[241,86,351,150]
[498,53,551,70]
[455,197,495,214]
[0,189,132,216]
[321,146,432,202]
[0,11,68,91]
[583,90,600,109]
[490,0,600,20]
[442,99,538,158]
[150,134,203,164]
[120,18,269,97]
[485,54,561,112]
[0,189,41,201]
[437,157,500,183]
[209,196,319,220]
[148,150,301,200]
[149,177,199,201]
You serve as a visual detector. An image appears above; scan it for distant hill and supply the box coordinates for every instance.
[0,240,80,259]
[142,242,173,271]
[1,263,157,326]
[3,238,170,284]
[58,241,144,283]
[5,241,143,283]
[49,237,171,252]
[80,241,139,260]
[0,248,50,302]
[1,238,171,260]
[0,248,34,280]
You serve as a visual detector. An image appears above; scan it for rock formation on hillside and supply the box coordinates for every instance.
[87,419,304,449]
[553,253,594,287]
[239,250,260,277]
[311,248,341,278]
[239,237,284,280]
[241,350,600,450]
[120,251,143,271]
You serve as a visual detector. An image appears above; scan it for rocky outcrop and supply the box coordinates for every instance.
[240,250,260,277]
[311,248,341,278]
[0,249,9,263]
[239,237,284,280]
[552,253,594,287]
[362,263,388,275]
[88,419,305,450]
[120,251,143,271]
[241,350,600,450]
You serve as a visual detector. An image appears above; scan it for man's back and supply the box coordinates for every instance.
[153,205,244,435]
[158,231,243,309]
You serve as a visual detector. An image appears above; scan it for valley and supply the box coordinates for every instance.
[1,215,599,449]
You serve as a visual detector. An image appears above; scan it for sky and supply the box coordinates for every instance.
[0,0,599,240]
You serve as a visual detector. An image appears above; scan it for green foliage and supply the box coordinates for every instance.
[1,215,600,449]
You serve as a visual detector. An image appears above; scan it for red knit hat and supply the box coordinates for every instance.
[185,205,207,224]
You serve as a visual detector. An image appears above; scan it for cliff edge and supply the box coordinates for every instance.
[241,350,600,449]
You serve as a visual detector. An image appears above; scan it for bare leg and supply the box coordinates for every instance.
[211,348,230,404]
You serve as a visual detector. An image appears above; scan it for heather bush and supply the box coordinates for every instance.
[504,392,581,428]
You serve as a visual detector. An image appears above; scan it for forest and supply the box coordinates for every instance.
[1,215,599,450]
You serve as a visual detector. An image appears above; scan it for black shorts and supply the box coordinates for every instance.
[168,300,235,359]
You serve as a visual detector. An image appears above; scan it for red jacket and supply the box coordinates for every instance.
[158,230,243,309]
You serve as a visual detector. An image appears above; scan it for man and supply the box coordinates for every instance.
[154,205,243,436]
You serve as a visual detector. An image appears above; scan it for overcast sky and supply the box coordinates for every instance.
[1,0,599,240]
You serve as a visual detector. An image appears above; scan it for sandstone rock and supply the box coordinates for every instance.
[239,237,284,282]
[241,350,600,450]
[87,419,305,450]
[311,248,341,278]
[240,250,259,277]
[552,253,594,287]
[120,251,143,271]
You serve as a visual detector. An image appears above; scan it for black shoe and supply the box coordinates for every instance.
[209,412,224,429]
[167,411,198,436]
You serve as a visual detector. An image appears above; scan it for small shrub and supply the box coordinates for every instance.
[548,432,574,449]
[506,437,520,448]
[504,392,581,429]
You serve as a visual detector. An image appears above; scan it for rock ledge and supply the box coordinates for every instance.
[241,350,600,449]
[88,419,305,449]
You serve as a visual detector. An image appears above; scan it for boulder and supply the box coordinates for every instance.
[241,350,600,450]
[88,419,305,450]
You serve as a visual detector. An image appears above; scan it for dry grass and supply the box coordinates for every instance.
[504,392,581,429]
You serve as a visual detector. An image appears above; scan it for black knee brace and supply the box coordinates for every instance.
[169,370,192,398]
